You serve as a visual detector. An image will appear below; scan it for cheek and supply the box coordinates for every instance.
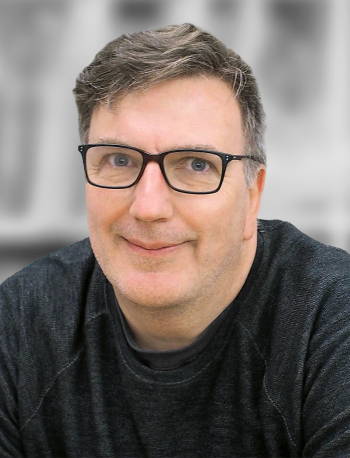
[195,184,247,222]
[86,187,107,231]
[85,187,128,277]
[185,192,245,246]
[86,186,128,231]
[202,192,248,251]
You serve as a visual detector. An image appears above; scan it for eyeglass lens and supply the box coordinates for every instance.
[85,146,223,192]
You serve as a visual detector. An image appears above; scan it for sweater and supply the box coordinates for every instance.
[1,219,350,457]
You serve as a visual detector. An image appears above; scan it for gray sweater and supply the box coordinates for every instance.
[1,220,350,457]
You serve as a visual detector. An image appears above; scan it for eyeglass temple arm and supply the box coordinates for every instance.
[224,154,260,163]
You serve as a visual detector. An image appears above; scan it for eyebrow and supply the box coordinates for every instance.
[170,143,221,152]
[93,138,221,153]
[95,137,129,146]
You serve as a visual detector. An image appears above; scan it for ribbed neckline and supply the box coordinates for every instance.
[115,293,235,370]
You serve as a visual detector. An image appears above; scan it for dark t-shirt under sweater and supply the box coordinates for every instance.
[1,219,350,457]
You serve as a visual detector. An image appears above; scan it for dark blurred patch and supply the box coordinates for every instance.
[111,0,162,22]
[272,0,323,36]
[5,93,40,214]
[206,0,242,48]
[0,240,79,283]
[0,0,69,73]
[0,0,70,215]
[208,0,241,16]
[0,240,77,264]
[259,0,329,112]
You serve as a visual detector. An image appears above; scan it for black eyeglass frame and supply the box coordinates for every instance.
[78,143,261,195]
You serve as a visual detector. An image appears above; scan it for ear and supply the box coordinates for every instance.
[244,167,266,241]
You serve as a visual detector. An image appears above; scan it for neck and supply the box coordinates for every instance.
[115,233,257,351]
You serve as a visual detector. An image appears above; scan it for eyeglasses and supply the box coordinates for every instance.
[78,144,260,195]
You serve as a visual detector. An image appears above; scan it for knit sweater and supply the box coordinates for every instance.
[1,220,350,457]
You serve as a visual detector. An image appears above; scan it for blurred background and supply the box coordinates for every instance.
[0,0,349,283]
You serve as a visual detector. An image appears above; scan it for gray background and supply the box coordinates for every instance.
[0,0,349,283]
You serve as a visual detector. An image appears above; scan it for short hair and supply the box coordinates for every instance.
[73,23,266,185]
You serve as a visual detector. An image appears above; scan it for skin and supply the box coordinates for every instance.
[87,76,266,351]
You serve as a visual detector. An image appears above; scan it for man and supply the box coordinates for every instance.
[1,24,350,457]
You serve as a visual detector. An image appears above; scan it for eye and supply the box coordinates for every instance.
[189,158,210,172]
[108,153,134,167]
[164,151,221,177]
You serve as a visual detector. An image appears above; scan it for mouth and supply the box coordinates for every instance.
[123,237,185,254]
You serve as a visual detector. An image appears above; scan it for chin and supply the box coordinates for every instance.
[111,270,192,310]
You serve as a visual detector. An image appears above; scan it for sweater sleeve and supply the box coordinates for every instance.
[302,276,350,457]
[0,279,25,457]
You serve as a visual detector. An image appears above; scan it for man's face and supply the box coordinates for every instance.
[87,76,264,310]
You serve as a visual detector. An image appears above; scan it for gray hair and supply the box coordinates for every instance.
[73,23,266,186]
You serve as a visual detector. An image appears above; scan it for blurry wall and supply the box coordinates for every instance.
[0,0,349,283]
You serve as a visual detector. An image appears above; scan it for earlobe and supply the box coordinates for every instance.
[243,167,266,241]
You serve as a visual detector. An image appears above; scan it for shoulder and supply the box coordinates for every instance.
[1,237,95,287]
[254,220,350,455]
[258,219,350,284]
[254,219,350,334]
[0,240,110,430]
[244,220,350,372]
[0,238,107,340]
[1,238,96,303]
[241,219,350,359]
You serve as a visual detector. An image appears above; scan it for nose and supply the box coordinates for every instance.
[129,162,174,221]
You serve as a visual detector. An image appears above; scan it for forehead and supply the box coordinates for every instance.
[109,76,239,117]
[89,77,244,153]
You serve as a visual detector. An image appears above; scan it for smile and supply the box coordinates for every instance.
[123,237,185,255]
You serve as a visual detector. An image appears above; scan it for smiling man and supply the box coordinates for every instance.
[86,76,263,352]
[1,24,350,458]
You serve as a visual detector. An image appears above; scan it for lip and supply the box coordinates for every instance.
[123,237,185,254]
